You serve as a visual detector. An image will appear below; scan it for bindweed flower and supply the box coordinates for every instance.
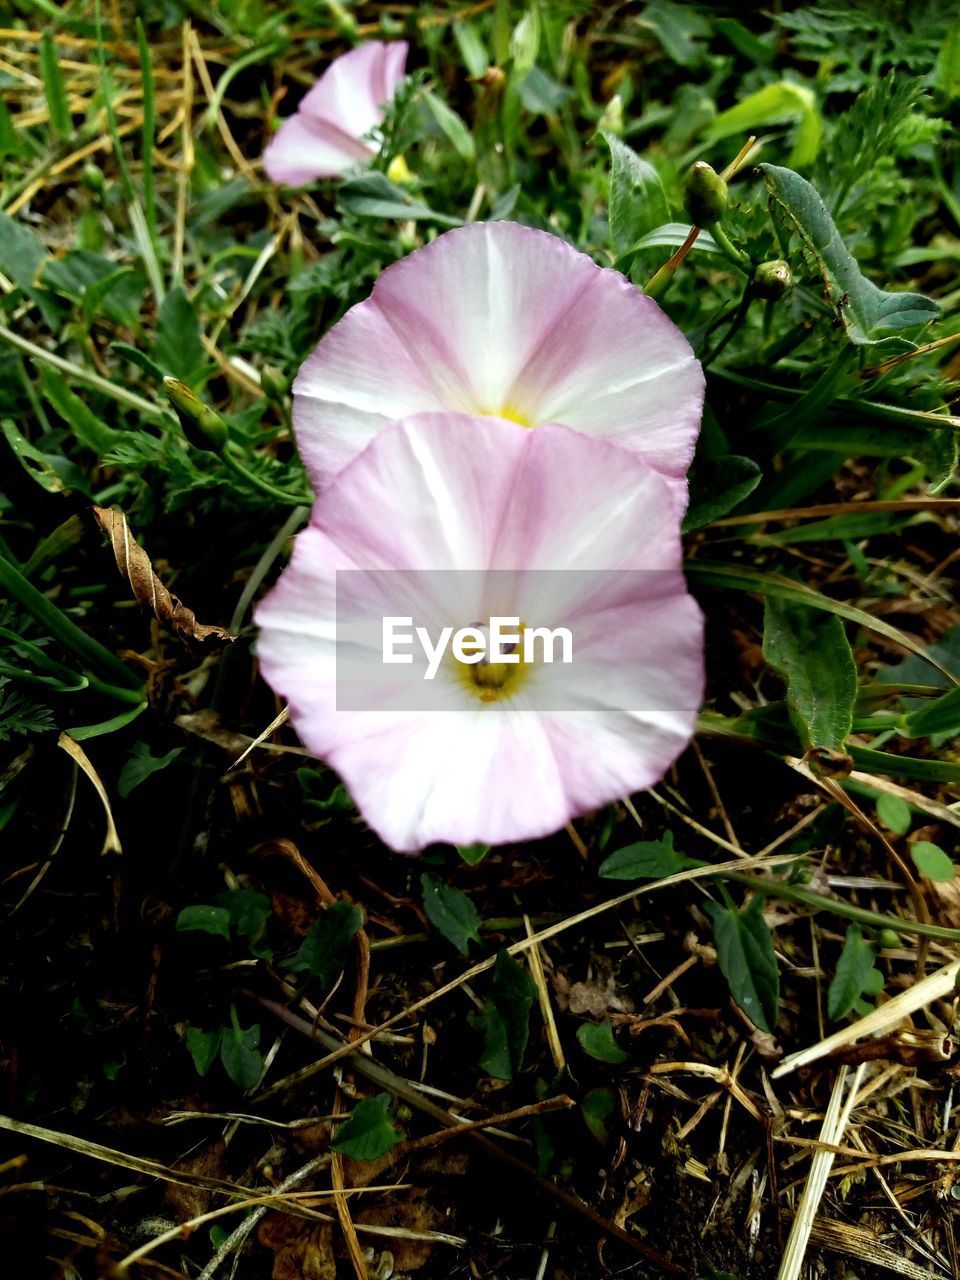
[263,41,408,186]
[255,413,704,852]
[292,221,705,505]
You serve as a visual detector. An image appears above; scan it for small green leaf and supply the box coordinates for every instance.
[331,1093,403,1161]
[581,1087,615,1143]
[875,793,911,837]
[897,686,960,740]
[603,132,669,258]
[186,1025,221,1077]
[456,842,490,866]
[910,841,957,883]
[421,872,481,955]
[760,164,939,344]
[598,830,698,881]
[220,1019,262,1090]
[117,741,182,798]
[287,900,362,986]
[423,90,475,161]
[175,905,232,941]
[337,172,463,226]
[577,1020,628,1064]
[683,455,762,532]
[705,897,779,1034]
[477,950,537,1080]
[709,82,821,167]
[763,597,857,753]
[828,924,883,1021]
[218,889,273,952]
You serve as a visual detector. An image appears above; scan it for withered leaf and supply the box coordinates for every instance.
[93,506,234,645]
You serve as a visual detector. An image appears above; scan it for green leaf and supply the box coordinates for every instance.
[421,872,481,955]
[176,905,232,941]
[762,597,857,752]
[598,830,698,880]
[286,900,362,986]
[709,82,821,167]
[220,1019,262,1090]
[154,286,204,381]
[337,172,463,226]
[704,896,779,1034]
[875,794,911,837]
[577,1019,628,1064]
[40,33,71,137]
[0,210,48,292]
[828,924,883,1021]
[759,164,939,344]
[40,369,126,456]
[117,741,182,798]
[218,888,273,951]
[581,1087,615,1142]
[897,686,960,740]
[910,841,956,883]
[683,455,762,532]
[456,842,490,866]
[186,1025,221,1077]
[423,90,475,161]
[477,950,537,1080]
[331,1093,403,1161]
[603,133,669,258]
[939,19,960,98]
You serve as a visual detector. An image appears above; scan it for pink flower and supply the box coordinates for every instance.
[255,413,704,852]
[292,221,705,505]
[263,41,408,185]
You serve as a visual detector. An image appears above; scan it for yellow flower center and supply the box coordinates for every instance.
[452,621,530,703]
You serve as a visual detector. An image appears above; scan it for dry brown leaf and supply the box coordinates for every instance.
[92,506,234,644]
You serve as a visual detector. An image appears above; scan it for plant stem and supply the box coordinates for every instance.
[221,446,311,508]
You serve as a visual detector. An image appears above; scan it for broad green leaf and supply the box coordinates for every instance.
[421,872,481,955]
[186,1025,221,1077]
[618,222,722,267]
[581,1087,615,1142]
[477,950,537,1080]
[875,794,911,836]
[760,164,939,344]
[456,842,490,866]
[0,210,48,292]
[176,904,232,941]
[117,741,182,797]
[220,1020,262,1090]
[704,896,779,1033]
[453,19,488,78]
[154,286,204,381]
[603,133,669,258]
[577,1019,628,1064]
[332,1093,403,1161]
[709,82,821,167]
[683,455,762,532]
[286,900,362,986]
[598,830,697,880]
[639,0,710,66]
[828,924,883,1021]
[910,841,956,883]
[762,597,857,752]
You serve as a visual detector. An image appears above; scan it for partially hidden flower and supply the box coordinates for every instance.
[263,41,408,186]
[255,413,704,852]
[292,221,705,506]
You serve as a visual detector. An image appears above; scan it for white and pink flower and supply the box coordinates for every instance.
[292,220,705,506]
[255,413,704,852]
[264,41,408,186]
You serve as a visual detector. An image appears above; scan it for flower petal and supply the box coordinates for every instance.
[256,414,703,851]
[293,221,704,492]
[263,41,408,185]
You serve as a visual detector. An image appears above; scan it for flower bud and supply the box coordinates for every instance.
[163,377,229,454]
[877,928,900,950]
[83,162,105,193]
[260,366,289,402]
[753,259,792,299]
[684,161,728,226]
